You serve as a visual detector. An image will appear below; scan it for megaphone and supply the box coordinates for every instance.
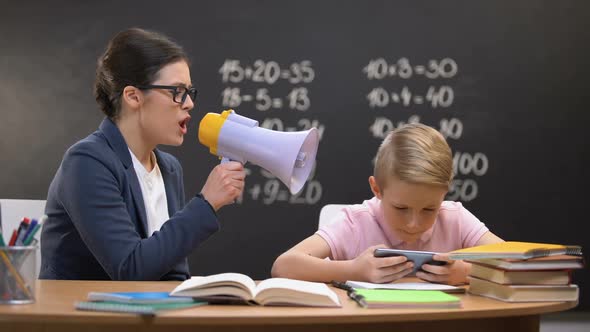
[198,110,319,195]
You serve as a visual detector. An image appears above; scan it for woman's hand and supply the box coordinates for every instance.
[200,161,245,211]
[351,245,414,283]
[416,253,470,285]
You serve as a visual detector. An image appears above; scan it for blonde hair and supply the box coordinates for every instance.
[374,123,453,189]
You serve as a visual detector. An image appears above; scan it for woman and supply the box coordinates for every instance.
[40,28,245,280]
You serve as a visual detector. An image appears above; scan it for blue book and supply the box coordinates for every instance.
[87,292,194,304]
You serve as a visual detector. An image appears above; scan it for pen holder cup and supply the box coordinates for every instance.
[0,246,36,304]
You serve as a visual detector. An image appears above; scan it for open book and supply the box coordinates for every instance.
[449,242,582,260]
[170,273,341,307]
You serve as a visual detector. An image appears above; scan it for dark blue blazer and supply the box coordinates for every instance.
[40,118,219,281]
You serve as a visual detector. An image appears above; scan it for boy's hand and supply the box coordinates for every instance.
[416,253,470,285]
[351,245,414,283]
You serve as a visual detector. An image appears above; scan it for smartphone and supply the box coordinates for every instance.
[374,248,447,274]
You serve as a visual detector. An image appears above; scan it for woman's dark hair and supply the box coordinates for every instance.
[94,28,189,119]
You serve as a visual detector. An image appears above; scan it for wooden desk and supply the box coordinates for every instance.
[0,279,577,332]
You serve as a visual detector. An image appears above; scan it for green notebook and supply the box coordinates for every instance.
[354,289,461,309]
[75,300,205,316]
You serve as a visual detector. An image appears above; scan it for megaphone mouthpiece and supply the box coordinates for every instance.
[295,152,307,168]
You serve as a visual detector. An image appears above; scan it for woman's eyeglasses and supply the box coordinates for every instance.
[137,85,197,104]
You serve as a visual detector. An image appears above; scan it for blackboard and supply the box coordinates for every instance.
[1,1,588,309]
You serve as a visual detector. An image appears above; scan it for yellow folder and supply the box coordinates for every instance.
[448,242,582,260]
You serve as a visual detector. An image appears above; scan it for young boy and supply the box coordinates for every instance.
[271,123,503,285]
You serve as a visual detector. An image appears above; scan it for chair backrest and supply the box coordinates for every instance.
[318,204,348,229]
[0,199,46,278]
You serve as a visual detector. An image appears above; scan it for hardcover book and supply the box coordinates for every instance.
[468,277,579,302]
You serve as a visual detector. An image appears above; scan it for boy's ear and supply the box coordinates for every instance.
[121,86,143,110]
[368,176,382,199]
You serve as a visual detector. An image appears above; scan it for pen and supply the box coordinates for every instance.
[14,218,31,246]
[18,219,38,246]
[8,229,18,246]
[330,280,367,308]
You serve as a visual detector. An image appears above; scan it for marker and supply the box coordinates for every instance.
[23,223,42,246]
[23,215,46,246]
[8,229,18,246]
[330,280,367,308]
[14,218,31,246]
[18,219,38,246]
[0,201,4,246]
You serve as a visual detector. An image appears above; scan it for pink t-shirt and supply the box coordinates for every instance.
[316,197,489,260]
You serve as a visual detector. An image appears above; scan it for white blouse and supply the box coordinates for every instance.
[129,149,169,236]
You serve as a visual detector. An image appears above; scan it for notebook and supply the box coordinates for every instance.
[345,280,465,293]
[87,292,194,304]
[75,301,205,316]
[448,242,582,260]
[353,289,461,308]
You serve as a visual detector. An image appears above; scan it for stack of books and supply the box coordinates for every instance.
[449,242,583,302]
